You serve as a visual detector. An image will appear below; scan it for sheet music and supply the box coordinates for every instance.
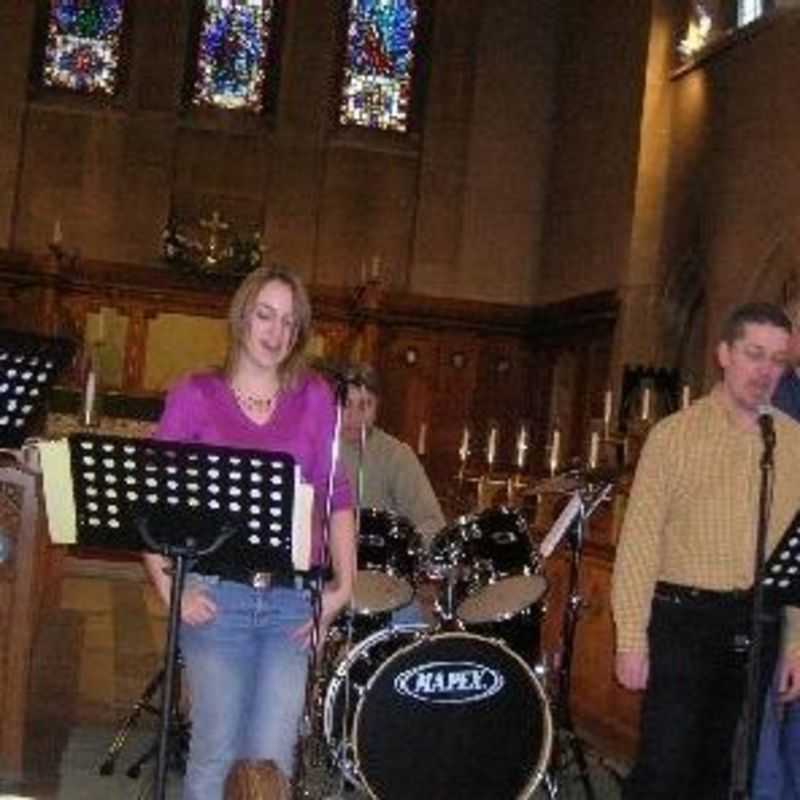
[538,482,613,558]
[37,439,77,544]
[539,491,581,557]
[292,467,313,571]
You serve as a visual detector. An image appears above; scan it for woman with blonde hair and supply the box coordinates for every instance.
[143,265,355,799]
[223,759,291,800]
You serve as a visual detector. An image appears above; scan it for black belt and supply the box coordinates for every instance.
[654,581,754,609]
[204,570,322,591]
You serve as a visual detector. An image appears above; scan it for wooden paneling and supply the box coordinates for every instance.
[542,541,641,761]
[0,458,58,779]
[0,250,619,504]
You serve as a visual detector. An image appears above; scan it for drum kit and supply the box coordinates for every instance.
[305,474,617,800]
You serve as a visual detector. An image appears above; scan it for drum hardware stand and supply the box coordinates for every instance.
[434,564,465,627]
[544,478,614,800]
[97,653,190,779]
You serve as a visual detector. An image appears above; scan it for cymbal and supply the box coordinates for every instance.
[526,472,582,495]
[527,467,618,495]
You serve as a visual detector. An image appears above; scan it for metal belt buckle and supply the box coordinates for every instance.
[251,572,272,590]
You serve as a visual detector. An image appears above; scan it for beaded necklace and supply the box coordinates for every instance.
[231,384,279,415]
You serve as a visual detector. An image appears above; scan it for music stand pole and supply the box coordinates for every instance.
[137,519,234,800]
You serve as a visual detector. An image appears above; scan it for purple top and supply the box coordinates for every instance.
[156,371,352,564]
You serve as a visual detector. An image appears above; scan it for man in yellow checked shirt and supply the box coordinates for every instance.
[612,302,800,800]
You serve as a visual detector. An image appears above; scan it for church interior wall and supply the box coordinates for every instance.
[538,0,652,305]
[0,0,559,308]
[697,11,800,360]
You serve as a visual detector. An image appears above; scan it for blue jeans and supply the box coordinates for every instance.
[179,576,311,800]
[754,676,800,800]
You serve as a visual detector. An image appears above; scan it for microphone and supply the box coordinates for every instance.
[757,404,776,451]
[333,372,350,407]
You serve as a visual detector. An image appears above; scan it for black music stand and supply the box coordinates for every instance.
[731,455,793,800]
[65,432,299,800]
[0,328,74,447]
[762,509,800,607]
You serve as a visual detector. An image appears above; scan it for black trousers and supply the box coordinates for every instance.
[623,587,780,800]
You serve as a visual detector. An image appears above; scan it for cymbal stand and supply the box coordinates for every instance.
[435,566,463,629]
[429,528,468,629]
[546,479,613,799]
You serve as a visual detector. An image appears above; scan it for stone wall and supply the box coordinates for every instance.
[0,0,559,306]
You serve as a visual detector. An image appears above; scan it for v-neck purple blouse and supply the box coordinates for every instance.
[156,371,352,564]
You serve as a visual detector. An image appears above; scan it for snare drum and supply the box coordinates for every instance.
[324,625,552,799]
[353,509,421,615]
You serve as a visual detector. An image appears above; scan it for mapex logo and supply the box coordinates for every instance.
[394,661,505,705]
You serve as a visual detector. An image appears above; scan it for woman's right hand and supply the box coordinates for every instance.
[180,586,217,626]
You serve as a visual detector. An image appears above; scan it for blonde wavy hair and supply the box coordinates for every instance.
[223,759,290,800]
[224,265,312,388]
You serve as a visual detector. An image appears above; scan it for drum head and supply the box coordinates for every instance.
[353,570,415,614]
[458,574,548,624]
[353,632,551,800]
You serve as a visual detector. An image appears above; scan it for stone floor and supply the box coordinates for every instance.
[0,559,624,799]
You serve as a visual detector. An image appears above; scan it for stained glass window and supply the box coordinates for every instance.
[42,0,126,95]
[193,0,276,113]
[339,0,419,133]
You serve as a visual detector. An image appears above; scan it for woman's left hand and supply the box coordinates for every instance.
[291,583,351,652]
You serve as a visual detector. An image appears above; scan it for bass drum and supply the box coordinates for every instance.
[324,626,552,800]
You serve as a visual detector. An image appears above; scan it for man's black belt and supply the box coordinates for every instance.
[654,580,754,608]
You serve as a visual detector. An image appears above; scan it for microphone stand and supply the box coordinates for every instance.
[730,414,775,800]
[298,375,353,796]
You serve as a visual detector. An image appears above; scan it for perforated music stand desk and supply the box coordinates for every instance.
[41,432,304,800]
[0,329,74,448]
[763,510,800,607]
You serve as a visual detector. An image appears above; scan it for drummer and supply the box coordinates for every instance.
[340,363,446,621]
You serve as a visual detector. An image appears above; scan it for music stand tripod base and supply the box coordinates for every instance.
[97,655,190,780]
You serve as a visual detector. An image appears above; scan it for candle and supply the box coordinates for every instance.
[641,387,652,421]
[371,255,381,280]
[81,362,97,428]
[603,389,613,432]
[417,422,427,456]
[549,427,561,476]
[515,424,529,470]
[53,218,63,246]
[486,425,498,466]
[589,431,600,470]
[681,384,691,410]
[459,426,470,462]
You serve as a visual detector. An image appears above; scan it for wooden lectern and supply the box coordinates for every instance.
[0,452,60,779]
